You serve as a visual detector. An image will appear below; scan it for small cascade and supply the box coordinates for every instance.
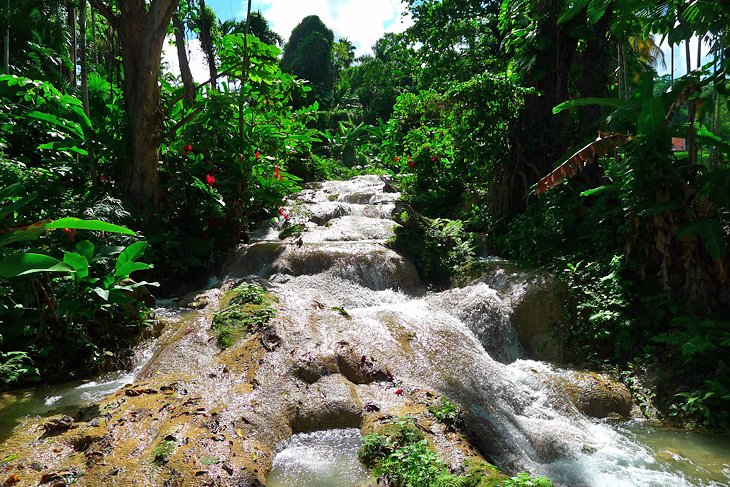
[267,429,370,487]
[0,175,727,487]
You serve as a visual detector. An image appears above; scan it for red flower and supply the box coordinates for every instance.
[394,157,400,163]
[255,150,261,161]
[278,208,285,216]
[283,213,290,220]
[394,388,403,396]
[279,174,285,181]
[62,228,76,241]
[408,155,416,169]
[184,144,193,153]
[431,155,439,162]
[205,174,216,186]
[274,166,280,179]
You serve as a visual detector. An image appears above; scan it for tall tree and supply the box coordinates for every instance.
[89,0,179,206]
[3,0,9,73]
[198,0,217,81]
[280,15,335,106]
[67,1,77,85]
[172,12,195,106]
[79,0,90,117]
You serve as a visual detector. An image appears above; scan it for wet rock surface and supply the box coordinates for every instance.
[0,175,647,486]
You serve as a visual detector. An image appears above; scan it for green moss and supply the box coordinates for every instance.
[278,223,306,240]
[152,439,176,466]
[212,283,278,348]
[359,416,551,487]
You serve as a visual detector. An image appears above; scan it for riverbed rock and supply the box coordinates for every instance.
[462,258,568,363]
[0,176,651,486]
[558,371,633,419]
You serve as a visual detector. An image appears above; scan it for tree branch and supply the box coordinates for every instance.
[88,0,117,27]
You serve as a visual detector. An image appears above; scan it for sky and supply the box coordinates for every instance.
[164,0,412,82]
[206,0,412,56]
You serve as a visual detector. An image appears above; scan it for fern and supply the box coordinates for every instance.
[434,473,472,487]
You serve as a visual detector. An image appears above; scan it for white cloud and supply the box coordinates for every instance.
[162,37,210,83]
[244,0,413,56]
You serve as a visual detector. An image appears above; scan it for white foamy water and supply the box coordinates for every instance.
[267,429,370,487]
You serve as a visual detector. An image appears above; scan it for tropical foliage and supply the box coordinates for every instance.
[0,0,728,430]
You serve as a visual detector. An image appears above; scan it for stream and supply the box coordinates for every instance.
[0,175,728,486]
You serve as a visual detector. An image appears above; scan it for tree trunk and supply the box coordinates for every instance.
[173,15,195,107]
[686,38,697,166]
[239,0,252,142]
[91,0,180,207]
[68,3,77,85]
[3,0,9,74]
[199,0,217,82]
[80,1,90,117]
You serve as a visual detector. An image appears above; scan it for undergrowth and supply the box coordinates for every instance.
[359,416,552,487]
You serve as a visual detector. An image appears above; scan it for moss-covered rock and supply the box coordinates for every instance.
[212,283,278,349]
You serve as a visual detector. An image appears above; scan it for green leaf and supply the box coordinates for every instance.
[91,287,110,301]
[63,252,89,280]
[115,241,147,275]
[638,95,665,137]
[0,183,22,201]
[94,245,125,261]
[44,218,136,235]
[37,141,88,156]
[27,111,84,139]
[115,261,152,278]
[0,253,73,279]
[75,240,95,262]
[553,97,625,115]
[0,193,36,221]
[579,185,615,197]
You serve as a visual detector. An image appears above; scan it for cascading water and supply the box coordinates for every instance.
[267,429,370,486]
[243,175,727,486]
[0,175,727,487]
